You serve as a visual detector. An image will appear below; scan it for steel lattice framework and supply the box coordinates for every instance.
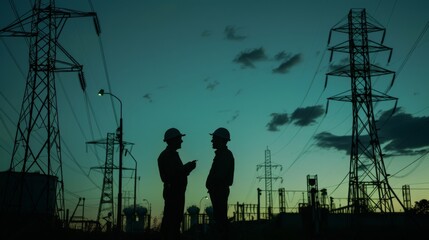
[257,147,282,218]
[325,8,405,213]
[0,0,99,221]
[87,133,116,231]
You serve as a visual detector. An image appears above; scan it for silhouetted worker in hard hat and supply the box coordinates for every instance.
[158,128,197,240]
[206,127,235,239]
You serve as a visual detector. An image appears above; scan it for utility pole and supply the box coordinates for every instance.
[326,8,405,213]
[0,0,99,224]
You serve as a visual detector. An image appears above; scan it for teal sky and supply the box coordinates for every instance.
[1,0,429,224]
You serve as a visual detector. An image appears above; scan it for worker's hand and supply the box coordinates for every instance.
[190,160,197,170]
[185,160,197,172]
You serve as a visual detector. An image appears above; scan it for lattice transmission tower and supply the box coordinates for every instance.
[87,133,116,231]
[325,8,405,213]
[87,132,134,231]
[257,147,282,218]
[0,0,99,221]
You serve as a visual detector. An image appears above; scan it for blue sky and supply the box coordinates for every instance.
[1,0,429,225]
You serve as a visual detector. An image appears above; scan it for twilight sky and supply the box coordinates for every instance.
[1,0,428,224]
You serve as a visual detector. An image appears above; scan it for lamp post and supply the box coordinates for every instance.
[98,89,124,232]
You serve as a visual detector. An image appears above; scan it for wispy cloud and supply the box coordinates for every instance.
[201,30,211,37]
[290,105,324,126]
[203,77,220,91]
[227,110,240,124]
[272,53,302,74]
[233,47,267,68]
[266,105,324,131]
[143,93,153,102]
[224,25,246,41]
[266,113,289,131]
[142,85,167,103]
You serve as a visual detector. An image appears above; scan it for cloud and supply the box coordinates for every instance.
[234,47,267,68]
[233,49,302,72]
[266,105,324,131]
[143,93,153,102]
[224,25,246,41]
[314,107,429,156]
[266,113,289,131]
[378,108,429,155]
[234,89,242,96]
[290,105,324,126]
[328,57,349,72]
[272,53,302,74]
[142,85,167,103]
[274,51,290,61]
[314,131,352,154]
[227,110,240,124]
[204,77,219,91]
[201,30,211,37]
[217,109,240,124]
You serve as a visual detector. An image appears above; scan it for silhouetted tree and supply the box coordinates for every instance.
[413,199,429,214]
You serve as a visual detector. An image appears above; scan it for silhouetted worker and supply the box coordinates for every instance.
[158,128,197,240]
[206,127,235,239]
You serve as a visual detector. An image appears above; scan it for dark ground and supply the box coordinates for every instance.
[3,211,429,240]
[2,220,426,240]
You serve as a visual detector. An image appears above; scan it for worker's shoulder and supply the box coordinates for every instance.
[218,147,234,158]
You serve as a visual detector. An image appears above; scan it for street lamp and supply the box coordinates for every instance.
[98,89,124,232]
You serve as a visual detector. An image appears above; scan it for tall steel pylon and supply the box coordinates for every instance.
[325,8,405,213]
[0,0,99,221]
[257,147,282,218]
[87,133,134,231]
[87,133,116,231]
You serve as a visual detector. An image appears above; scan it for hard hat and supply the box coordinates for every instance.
[210,127,230,141]
[164,128,185,141]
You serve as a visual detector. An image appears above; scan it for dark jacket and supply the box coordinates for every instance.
[206,147,234,190]
[158,146,193,192]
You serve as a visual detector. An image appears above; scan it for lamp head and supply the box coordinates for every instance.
[98,89,105,96]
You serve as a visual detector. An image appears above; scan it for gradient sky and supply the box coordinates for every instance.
[1,0,429,224]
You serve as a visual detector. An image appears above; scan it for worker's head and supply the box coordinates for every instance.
[210,127,230,149]
[163,128,186,142]
[210,127,230,141]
